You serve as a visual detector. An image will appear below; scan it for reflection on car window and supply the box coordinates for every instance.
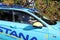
[0,10,13,21]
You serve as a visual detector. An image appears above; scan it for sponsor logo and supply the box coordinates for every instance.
[0,26,37,40]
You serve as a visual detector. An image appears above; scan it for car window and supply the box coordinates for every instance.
[0,9,44,27]
[0,10,13,21]
[13,11,44,27]
[33,12,57,25]
[42,18,57,25]
[13,11,37,24]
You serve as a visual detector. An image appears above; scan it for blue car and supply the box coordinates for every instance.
[0,4,60,40]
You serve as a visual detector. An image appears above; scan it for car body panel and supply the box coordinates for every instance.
[0,4,60,40]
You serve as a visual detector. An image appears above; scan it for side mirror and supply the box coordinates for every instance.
[33,22,43,28]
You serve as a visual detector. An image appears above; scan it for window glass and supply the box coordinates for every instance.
[13,11,44,27]
[0,10,13,21]
[13,11,37,23]
[33,12,57,25]
[0,10,44,27]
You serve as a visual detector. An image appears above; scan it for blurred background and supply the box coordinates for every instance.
[0,0,60,21]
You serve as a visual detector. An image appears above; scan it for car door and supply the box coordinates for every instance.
[0,9,49,40]
[0,9,18,40]
[12,10,49,40]
[0,9,33,40]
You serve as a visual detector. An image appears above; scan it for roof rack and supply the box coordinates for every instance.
[0,3,24,8]
[0,3,38,13]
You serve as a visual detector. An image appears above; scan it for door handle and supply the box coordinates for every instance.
[10,26,16,29]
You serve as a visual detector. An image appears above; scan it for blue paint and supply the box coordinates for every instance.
[5,28,12,34]
[0,29,3,32]
[19,33,29,40]
[0,26,37,40]
[30,37,37,40]
[10,31,18,37]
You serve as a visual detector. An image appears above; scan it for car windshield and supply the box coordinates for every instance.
[33,12,57,25]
